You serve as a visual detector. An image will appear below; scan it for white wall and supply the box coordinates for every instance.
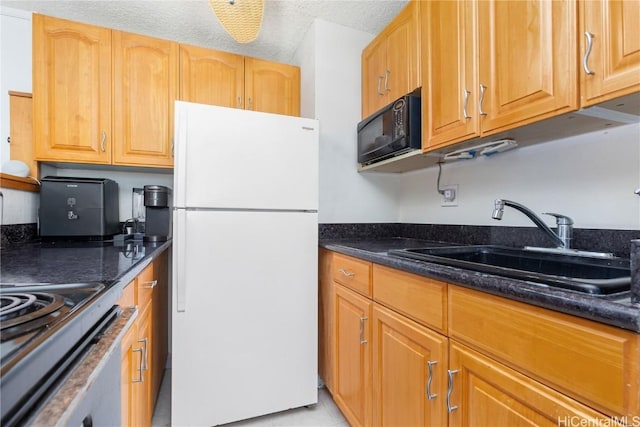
[398,123,640,230]
[295,19,400,224]
[0,7,32,167]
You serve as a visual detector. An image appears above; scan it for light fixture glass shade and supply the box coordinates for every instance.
[209,0,264,43]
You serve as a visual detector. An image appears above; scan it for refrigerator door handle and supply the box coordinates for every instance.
[176,209,187,312]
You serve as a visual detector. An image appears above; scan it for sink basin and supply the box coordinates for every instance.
[388,245,630,295]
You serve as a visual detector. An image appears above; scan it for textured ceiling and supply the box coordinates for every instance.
[1,0,409,63]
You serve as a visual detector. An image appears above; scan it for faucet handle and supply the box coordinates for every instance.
[542,212,574,226]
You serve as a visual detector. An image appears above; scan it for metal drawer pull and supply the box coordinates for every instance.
[447,369,459,413]
[338,268,355,278]
[478,84,488,116]
[359,316,368,344]
[462,89,471,119]
[139,337,149,371]
[143,280,158,289]
[583,32,595,75]
[132,347,144,382]
[377,76,384,96]
[384,69,390,92]
[100,131,106,152]
[426,360,438,400]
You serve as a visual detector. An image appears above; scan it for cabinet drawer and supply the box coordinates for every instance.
[448,286,640,417]
[137,262,156,310]
[373,264,447,334]
[333,253,372,297]
[118,279,136,307]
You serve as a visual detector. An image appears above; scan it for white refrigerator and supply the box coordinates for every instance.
[171,101,319,426]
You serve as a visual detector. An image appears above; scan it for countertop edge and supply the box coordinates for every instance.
[29,307,138,427]
[321,241,640,333]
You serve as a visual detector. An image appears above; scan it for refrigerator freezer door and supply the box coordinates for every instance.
[174,101,319,211]
[172,209,318,426]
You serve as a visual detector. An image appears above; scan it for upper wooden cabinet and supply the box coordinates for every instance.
[180,45,300,117]
[113,31,177,167]
[33,15,175,167]
[245,57,300,117]
[33,14,112,164]
[422,0,578,151]
[362,0,420,118]
[579,0,640,106]
[179,44,245,108]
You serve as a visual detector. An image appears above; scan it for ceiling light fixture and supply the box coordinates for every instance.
[209,0,264,44]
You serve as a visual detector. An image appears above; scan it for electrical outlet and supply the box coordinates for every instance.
[441,185,458,207]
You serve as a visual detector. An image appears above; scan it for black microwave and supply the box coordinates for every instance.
[357,93,421,165]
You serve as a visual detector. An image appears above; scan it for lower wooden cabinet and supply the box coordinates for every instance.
[372,304,447,427]
[333,283,372,427]
[118,249,169,427]
[448,341,606,426]
[320,250,640,425]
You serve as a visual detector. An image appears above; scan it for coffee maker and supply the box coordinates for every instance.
[144,185,171,242]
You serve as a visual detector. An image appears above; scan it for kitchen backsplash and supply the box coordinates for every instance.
[319,223,640,258]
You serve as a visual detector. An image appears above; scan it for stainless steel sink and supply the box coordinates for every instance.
[388,245,630,295]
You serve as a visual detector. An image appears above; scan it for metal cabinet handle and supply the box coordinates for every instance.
[338,268,355,278]
[384,69,390,92]
[462,89,471,119]
[237,96,242,109]
[583,32,595,75]
[143,280,158,289]
[359,316,368,344]
[248,97,253,110]
[377,76,384,96]
[132,347,144,382]
[100,131,106,152]
[427,360,438,400]
[446,369,459,413]
[138,337,149,371]
[171,138,175,158]
[478,84,488,116]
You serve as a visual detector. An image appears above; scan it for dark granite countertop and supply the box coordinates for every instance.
[321,237,640,333]
[0,239,171,287]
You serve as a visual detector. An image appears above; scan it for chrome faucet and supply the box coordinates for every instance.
[492,199,573,249]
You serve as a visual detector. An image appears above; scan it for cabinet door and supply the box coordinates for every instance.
[179,44,244,108]
[448,341,607,426]
[362,37,388,118]
[422,0,479,150]
[372,304,447,427]
[477,0,578,135]
[151,251,169,406]
[113,31,177,167]
[8,92,37,179]
[385,0,420,104]
[245,57,300,117]
[580,0,640,106]
[318,248,335,393]
[121,320,141,427]
[138,302,153,427]
[32,14,111,164]
[333,284,372,427]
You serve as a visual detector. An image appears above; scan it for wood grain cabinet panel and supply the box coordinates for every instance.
[372,304,447,427]
[33,14,112,164]
[580,0,640,106]
[448,341,609,426]
[244,57,300,117]
[113,31,177,167]
[448,285,640,417]
[332,253,372,297]
[333,284,372,427]
[179,44,244,108]
[361,0,420,118]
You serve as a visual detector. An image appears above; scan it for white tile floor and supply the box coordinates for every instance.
[152,370,348,427]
